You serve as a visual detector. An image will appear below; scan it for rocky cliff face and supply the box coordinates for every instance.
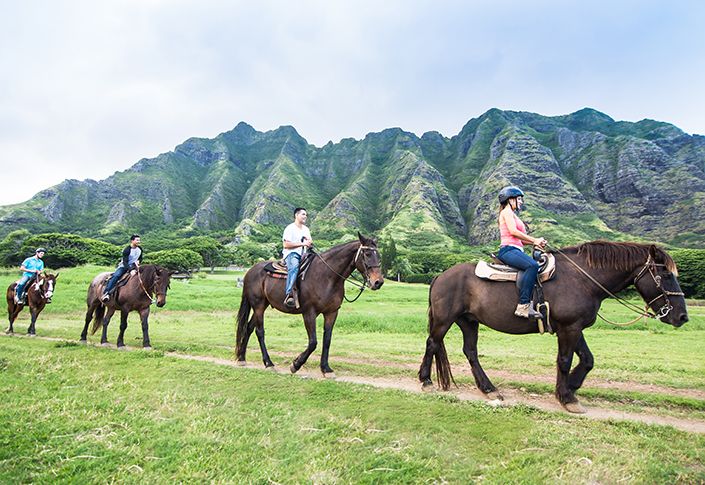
[1,109,703,247]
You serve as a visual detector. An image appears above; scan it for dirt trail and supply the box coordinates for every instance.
[4,333,705,434]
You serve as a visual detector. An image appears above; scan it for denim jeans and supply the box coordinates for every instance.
[285,252,301,295]
[15,275,32,298]
[105,266,128,294]
[497,246,539,304]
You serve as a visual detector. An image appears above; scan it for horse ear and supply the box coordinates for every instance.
[55,272,59,279]
[358,231,367,244]
[649,244,658,260]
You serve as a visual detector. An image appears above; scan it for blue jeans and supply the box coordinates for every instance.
[105,266,128,295]
[285,253,301,296]
[497,246,539,304]
[15,275,32,299]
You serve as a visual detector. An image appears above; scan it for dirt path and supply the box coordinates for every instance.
[4,333,705,434]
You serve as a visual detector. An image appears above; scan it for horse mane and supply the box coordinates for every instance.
[138,264,160,284]
[557,241,677,274]
[320,239,361,258]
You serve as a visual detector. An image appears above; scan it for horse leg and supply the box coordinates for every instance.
[27,307,39,335]
[116,311,129,348]
[100,307,117,346]
[555,325,585,413]
[252,308,274,368]
[139,308,151,349]
[457,316,501,399]
[80,304,94,342]
[418,316,454,391]
[320,310,339,377]
[568,334,594,394]
[6,304,21,335]
[290,310,318,374]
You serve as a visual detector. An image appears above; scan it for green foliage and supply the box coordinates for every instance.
[379,237,397,276]
[404,273,436,284]
[0,229,31,266]
[19,233,119,268]
[671,249,705,299]
[178,236,229,269]
[230,241,277,266]
[146,248,203,272]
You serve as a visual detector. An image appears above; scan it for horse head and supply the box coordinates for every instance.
[153,266,172,308]
[35,272,59,303]
[633,245,688,327]
[355,232,384,290]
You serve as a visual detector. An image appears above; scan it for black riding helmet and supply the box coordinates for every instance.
[35,247,47,254]
[498,186,524,205]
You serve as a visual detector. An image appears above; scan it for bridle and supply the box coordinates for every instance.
[32,276,54,303]
[551,246,683,325]
[315,244,381,302]
[632,255,685,320]
[136,267,169,305]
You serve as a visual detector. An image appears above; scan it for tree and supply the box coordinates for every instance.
[146,249,204,273]
[20,233,118,267]
[179,236,228,272]
[380,237,397,277]
[0,229,31,267]
[390,256,414,282]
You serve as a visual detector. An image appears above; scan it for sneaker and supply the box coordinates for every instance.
[14,294,21,304]
[100,293,110,303]
[514,303,542,319]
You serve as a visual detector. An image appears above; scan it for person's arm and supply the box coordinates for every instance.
[137,248,143,266]
[122,247,131,268]
[501,207,547,247]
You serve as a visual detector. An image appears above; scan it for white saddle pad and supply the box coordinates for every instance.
[475,253,556,283]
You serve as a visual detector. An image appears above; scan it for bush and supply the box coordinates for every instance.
[0,229,31,267]
[403,273,436,284]
[671,249,705,299]
[146,249,203,273]
[19,233,119,268]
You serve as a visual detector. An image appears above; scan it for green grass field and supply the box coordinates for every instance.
[1,266,705,483]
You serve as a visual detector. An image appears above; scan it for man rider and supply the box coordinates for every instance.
[14,248,46,304]
[282,208,312,308]
[101,234,143,302]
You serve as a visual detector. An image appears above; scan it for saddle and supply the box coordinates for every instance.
[263,253,315,279]
[101,271,133,294]
[475,251,556,335]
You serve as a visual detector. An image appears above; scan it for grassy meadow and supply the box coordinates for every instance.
[1,265,705,483]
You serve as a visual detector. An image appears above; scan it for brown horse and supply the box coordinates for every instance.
[80,265,171,349]
[418,241,688,413]
[236,233,384,376]
[6,273,58,335]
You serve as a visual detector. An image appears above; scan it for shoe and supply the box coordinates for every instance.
[100,293,110,303]
[14,294,21,304]
[284,294,296,308]
[515,303,542,319]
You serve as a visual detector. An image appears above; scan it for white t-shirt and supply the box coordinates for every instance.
[282,223,311,259]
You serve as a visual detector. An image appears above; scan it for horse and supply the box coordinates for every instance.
[5,273,58,335]
[80,264,171,349]
[418,241,688,413]
[236,232,384,376]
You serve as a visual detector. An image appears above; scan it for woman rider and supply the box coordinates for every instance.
[497,186,547,318]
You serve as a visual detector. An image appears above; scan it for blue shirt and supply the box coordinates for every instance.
[21,256,44,278]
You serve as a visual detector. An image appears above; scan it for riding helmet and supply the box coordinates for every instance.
[35,248,47,254]
[498,186,524,204]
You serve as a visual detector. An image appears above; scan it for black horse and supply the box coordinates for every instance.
[236,233,384,376]
[419,241,688,413]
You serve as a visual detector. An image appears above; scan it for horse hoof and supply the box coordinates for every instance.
[79,339,87,345]
[264,365,275,371]
[143,346,152,351]
[290,364,299,374]
[236,360,247,367]
[421,382,435,393]
[322,371,336,379]
[101,343,110,347]
[27,333,36,338]
[117,345,127,351]
[486,391,504,401]
[563,401,587,414]
[5,330,13,335]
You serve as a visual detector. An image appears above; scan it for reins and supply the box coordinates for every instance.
[311,244,378,303]
[135,266,157,304]
[548,244,683,326]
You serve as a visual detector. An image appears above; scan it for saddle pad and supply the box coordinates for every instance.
[263,260,288,275]
[475,253,556,283]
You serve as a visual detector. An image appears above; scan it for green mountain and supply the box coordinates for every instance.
[1,108,704,248]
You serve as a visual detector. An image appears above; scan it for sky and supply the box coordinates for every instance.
[1,0,704,205]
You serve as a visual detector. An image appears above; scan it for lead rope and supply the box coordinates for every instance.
[135,266,156,304]
[547,245,655,326]
[312,245,373,302]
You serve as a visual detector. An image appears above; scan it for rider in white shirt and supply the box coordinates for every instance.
[282,208,312,307]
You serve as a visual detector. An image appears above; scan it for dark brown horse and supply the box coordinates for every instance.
[80,265,171,349]
[419,241,688,413]
[6,273,58,335]
[236,233,384,376]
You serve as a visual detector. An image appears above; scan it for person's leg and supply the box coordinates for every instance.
[15,275,31,302]
[497,247,539,304]
[103,266,127,297]
[285,253,301,296]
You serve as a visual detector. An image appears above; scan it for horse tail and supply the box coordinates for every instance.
[235,291,252,356]
[90,304,105,335]
[426,274,455,390]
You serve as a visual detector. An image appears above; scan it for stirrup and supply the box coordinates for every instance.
[284,294,296,308]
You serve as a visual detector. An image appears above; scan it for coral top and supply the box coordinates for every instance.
[499,212,526,249]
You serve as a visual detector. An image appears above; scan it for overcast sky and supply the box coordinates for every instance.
[1,0,704,205]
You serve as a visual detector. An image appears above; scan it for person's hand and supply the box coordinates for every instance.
[534,237,547,248]
[131,269,137,276]
[302,238,312,248]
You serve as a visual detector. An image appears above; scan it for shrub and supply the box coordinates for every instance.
[19,233,119,267]
[670,249,705,299]
[146,249,203,273]
[403,273,436,284]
